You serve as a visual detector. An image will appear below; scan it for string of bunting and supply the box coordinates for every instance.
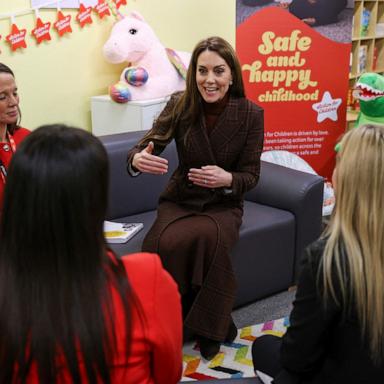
[0,0,127,52]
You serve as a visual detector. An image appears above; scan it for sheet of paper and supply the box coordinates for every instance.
[104,221,144,244]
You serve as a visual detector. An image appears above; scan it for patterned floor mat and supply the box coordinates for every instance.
[181,317,289,381]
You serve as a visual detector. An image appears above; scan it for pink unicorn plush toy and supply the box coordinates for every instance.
[103,11,191,103]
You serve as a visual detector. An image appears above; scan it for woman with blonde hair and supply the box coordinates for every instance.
[252,124,384,383]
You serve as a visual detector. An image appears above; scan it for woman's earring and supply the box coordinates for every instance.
[229,80,233,85]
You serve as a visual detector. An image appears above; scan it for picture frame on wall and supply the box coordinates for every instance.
[31,0,97,8]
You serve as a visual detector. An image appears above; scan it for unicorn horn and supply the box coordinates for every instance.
[106,0,124,20]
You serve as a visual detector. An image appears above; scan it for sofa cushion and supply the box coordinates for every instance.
[233,201,295,307]
[101,130,323,306]
[108,200,295,308]
[107,210,156,256]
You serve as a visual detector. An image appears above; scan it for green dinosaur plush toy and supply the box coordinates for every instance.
[336,73,384,151]
[353,72,384,126]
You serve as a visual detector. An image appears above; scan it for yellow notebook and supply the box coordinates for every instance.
[104,221,144,244]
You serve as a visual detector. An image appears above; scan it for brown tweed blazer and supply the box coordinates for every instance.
[127,93,264,340]
[127,93,264,211]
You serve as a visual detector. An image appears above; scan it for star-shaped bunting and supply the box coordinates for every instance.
[54,11,72,37]
[114,0,127,9]
[312,91,342,123]
[95,0,111,19]
[76,3,93,28]
[6,24,27,51]
[31,17,51,44]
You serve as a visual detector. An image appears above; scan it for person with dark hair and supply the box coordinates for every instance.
[0,63,29,207]
[288,0,348,26]
[252,124,384,383]
[127,36,264,360]
[0,124,182,383]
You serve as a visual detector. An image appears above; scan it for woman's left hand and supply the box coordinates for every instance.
[188,165,233,189]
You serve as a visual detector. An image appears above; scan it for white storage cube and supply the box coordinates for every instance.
[91,95,169,136]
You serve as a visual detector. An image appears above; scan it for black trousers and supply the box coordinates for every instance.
[252,335,300,384]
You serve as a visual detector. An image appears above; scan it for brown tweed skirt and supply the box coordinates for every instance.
[142,201,242,341]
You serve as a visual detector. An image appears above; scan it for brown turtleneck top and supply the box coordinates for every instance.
[201,93,230,136]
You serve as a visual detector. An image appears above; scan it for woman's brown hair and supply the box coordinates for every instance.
[139,36,245,146]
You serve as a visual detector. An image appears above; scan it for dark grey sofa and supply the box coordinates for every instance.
[100,130,323,308]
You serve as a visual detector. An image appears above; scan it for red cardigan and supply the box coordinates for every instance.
[26,253,183,383]
[0,127,30,206]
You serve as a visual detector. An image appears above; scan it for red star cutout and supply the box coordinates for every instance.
[95,0,111,19]
[6,24,27,51]
[54,11,72,37]
[114,0,127,9]
[76,3,93,28]
[31,18,51,44]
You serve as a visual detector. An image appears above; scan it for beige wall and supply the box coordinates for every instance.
[0,0,235,131]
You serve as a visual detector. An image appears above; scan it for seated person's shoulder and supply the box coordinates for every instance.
[302,237,327,268]
[10,127,31,146]
[169,91,184,103]
[121,252,179,305]
[122,252,162,279]
[14,127,31,140]
[160,91,184,112]
[121,252,177,291]
[242,97,263,113]
[306,237,327,255]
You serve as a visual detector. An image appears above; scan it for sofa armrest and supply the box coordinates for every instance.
[245,161,324,281]
[99,131,178,219]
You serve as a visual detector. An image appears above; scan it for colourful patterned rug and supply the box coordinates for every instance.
[181,317,289,381]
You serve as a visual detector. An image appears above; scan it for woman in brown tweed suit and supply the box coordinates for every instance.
[127,36,264,360]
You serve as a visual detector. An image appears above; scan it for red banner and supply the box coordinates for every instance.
[236,7,351,180]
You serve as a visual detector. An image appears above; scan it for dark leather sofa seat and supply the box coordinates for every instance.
[100,130,323,308]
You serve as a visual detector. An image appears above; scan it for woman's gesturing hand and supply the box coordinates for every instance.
[132,141,168,174]
[188,165,233,189]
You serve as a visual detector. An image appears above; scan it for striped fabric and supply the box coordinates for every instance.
[181,317,289,381]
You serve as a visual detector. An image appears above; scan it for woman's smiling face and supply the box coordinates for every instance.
[0,73,19,128]
[196,50,232,103]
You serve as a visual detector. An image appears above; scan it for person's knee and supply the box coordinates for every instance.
[158,231,180,255]
[252,335,282,375]
[252,335,278,360]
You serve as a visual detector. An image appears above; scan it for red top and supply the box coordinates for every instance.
[0,127,30,206]
[26,252,183,383]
